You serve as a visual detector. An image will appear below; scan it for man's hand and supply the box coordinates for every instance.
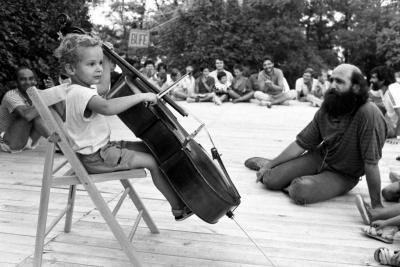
[256,162,272,183]
[265,80,273,89]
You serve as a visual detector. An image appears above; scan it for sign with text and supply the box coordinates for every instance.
[128,29,150,48]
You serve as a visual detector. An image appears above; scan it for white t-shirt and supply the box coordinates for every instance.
[295,78,318,95]
[181,75,196,96]
[65,84,110,154]
[382,83,400,129]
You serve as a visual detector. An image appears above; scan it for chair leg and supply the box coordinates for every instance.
[64,184,76,233]
[120,179,160,234]
[34,143,55,267]
[81,180,143,266]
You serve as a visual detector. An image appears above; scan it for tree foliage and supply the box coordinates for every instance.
[1,0,399,97]
[377,7,400,69]
[0,0,90,96]
[154,0,327,86]
[151,0,399,85]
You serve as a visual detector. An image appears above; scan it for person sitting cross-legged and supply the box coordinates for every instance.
[0,67,51,153]
[228,64,254,103]
[191,65,216,103]
[295,67,323,107]
[245,64,387,207]
[253,56,296,108]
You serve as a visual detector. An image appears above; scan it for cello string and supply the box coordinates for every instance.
[228,213,277,267]
[187,112,242,199]
[189,112,217,148]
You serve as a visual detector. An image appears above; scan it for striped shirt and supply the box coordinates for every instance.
[296,102,387,178]
[0,89,30,132]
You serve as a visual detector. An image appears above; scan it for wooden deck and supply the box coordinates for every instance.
[1,101,399,267]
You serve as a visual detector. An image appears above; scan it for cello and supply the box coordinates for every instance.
[57,14,240,224]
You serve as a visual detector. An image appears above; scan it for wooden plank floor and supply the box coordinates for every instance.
[1,101,400,267]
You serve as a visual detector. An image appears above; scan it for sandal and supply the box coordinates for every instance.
[362,226,397,244]
[172,206,193,221]
[374,247,400,266]
[355,194,371,225]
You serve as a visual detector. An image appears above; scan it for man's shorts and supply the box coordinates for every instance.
[78,140,147,174]
[0,132,39,153]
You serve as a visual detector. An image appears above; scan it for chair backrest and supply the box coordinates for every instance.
[27,86,95,184]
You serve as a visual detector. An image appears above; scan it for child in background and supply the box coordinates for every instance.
[213,71,230,105]
[54,33,192,221]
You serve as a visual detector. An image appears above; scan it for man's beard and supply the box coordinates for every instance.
[321,88,363,117]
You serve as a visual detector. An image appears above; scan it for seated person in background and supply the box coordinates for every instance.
[0,67,51,153]
[126,57,141,70]
[395,70,400,84]
[228,64,254,103]
[369,66,400,140]
[254,56,296,108]
[163,68,188,101]
[209,58,233,89]
[54,33,192,221]
[314,70,330,98]
[295,68,322,107]
[247,70,262,104]
[192,66,215,103]
[109,58,122,88]
[247,70,259,92]
[296,68,317,100]
[213,71,230,105]
[181,65,197,103]
[155,62,168,88]
[141,59,159,87]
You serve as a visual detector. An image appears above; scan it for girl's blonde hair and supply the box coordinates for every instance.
[54,34,102,70]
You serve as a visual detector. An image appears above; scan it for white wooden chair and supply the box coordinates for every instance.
[27,86,159,267]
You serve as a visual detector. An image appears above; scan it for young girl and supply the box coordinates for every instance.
[54,33,192,221]
[213,71,230,105]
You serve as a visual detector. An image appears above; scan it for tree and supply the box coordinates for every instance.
[0,0,90,97]
[376,5,400,69]
[154,0,325,87]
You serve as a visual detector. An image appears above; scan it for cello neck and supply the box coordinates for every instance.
[102,45,188,117]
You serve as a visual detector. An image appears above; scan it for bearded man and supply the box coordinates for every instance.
[245,64,387,207]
